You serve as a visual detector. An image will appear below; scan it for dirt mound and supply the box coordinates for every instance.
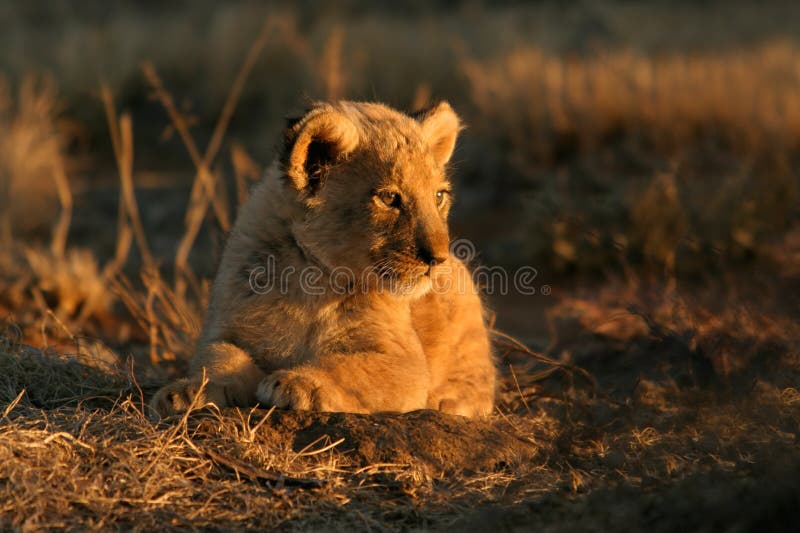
[226,409,539,474]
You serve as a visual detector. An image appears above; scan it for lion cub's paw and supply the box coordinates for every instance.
[437,398,493,418]
[150,379,208,418]
[256,370,320,410]
[150,379,233,419]
[257,370,353,412]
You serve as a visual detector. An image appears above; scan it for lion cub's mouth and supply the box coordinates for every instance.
[365,252,440,293]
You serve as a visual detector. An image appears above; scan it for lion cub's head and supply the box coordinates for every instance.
[280,101,461,296]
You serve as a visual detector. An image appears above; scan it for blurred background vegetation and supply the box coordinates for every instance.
[2,5,800,529]
[2,0,799,284]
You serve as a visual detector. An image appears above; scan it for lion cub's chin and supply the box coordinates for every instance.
[386,275,433,300]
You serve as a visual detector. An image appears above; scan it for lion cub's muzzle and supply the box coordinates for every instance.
[417,245,449,268]
[415,226,450,274]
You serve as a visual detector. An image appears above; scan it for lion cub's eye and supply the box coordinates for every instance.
[435,189,450,208]
[374,190,402,209]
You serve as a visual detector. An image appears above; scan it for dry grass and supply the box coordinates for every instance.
[1,279,798,529]
[1,2,799,530]
[5,3,798,272]
[0,75,70,245]
[460,41,800,272]
[0,337,542,530]
[462,42,800,161]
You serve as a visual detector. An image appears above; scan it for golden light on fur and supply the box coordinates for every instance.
[415,101,462,167]
[152,101,496,419]
[284,105,360,191]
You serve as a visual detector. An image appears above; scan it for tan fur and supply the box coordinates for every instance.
[152,101,496,418]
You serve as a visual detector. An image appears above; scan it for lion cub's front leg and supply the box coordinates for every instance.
[413,261,497,418]
[151,342,266,417]
[257,338,430,413]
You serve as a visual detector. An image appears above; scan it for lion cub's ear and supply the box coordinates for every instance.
[282,105,359,192]
[414,101,462,167]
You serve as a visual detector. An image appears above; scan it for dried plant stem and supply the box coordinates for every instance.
[0,178,10,244]
[100,85,154,271]
[204,447,325,489]
[140,63,229,243]
[75,86,152,330]
[230,143,261,207]
[49,156,72,258]
[205,19,273,175]
[118,114,155,270]
[142,19,273,297]
[491,327,597,390]
[101,86,133,271]
[320,26,345,100]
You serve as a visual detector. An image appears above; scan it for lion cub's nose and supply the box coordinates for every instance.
[418,246,449,266]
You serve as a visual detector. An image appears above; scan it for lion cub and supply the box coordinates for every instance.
[152,101,496,418]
